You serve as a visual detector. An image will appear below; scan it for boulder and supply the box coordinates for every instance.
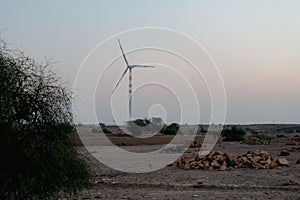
[277,158,289,166]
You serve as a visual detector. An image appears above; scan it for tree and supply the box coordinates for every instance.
[126,118,165,136]
[163,123,181,135]
[221,126,246,141]
[0,40,91,199]
[126,118,150,136]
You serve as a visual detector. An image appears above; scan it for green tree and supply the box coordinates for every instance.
[221,126,246,141]
[0,40,91,199]
[126,118,150,136]
[163,123,180,135]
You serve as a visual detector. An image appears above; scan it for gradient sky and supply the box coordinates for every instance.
[1,0,300,124]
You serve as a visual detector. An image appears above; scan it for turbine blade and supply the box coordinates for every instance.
[111,67,129,94]
[118,39,129,67]
[134,65,155,68]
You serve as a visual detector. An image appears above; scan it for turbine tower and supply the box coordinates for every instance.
[111,39,154,121]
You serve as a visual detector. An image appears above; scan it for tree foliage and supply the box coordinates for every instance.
[163,123,180,135]
[0,40,91,199]
[221,126,246,141]
[126,118,165,136]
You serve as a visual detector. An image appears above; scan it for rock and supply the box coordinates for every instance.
[183,163,191,170]
[219,163,227,171]
[193,182,204,188]
[256,150,268,155]
[296,159,300,164]
[252,162,266,169]
[223,152,234,161]
[279,151,290,156]
[269,159,278,169]
[253,156,262,163]
[277,158,289,166]
[211,159,221,169]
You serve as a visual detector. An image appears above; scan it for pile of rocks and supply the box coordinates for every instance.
[236,150,289,169]
[174,151,235,170]
[172,150,289,170]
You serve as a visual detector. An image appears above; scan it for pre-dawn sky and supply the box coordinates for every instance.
[1,0,299,124]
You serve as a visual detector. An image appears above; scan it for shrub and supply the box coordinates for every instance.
[99,122,106,128]
[253,134,273,141]
[0,40,91,199]
[114,132,133,137]
[91,128,101,133]
[197,125,207,135]
[243,139,257,145]
[102,128,112,134]
[221,126,246,141]
[163,123,181,135]
[126,118,166,136]
[126,118,150,136]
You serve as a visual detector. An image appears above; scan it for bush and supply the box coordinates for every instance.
[114,132,133,137]
[91,127,101,133]
[126,118,151,136]
[221,126,246,141]
[197,125,207,135]
[253,134,273,141]
[103,128,112,134]
[163,123,180,135]
[99,122,106,128]
[0,40,91,199]
[243,139,257,145]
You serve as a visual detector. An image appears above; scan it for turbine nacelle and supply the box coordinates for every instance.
[111,39,155,120]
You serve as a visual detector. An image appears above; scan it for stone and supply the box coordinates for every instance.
[269,159,278,169]
[183,162,191,170]
[277,158,289,166]
[193,182,204,188]
[253,156,262,163]
[211,159,221,169]
[252,162,266,169]
[296,159,300,164]
[219,163,227,171]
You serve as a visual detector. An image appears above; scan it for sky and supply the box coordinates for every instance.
[1,0,300,124]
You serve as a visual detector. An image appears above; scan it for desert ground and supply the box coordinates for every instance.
[75,125,300,200]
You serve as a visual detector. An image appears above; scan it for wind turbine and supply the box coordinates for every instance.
[111,39,154,121]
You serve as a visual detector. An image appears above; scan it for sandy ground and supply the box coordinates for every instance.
[76,132,300,200]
